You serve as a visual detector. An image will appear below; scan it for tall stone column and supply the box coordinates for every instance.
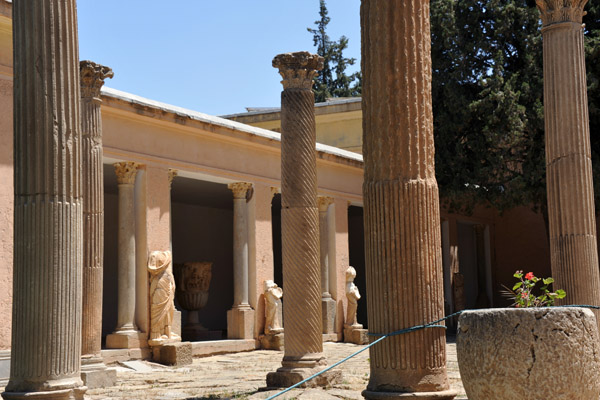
[361,1,455,398]
[5,1,86,399]
[227,182,255,339]
[107,162,145,349]
[536,0,600,330]
[318,196,336,336]
[79,61,116,388]
[267,52,340,388]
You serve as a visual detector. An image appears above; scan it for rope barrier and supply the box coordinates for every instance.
[264,305,599,400]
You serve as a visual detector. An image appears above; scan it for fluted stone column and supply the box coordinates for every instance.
[107,162,145,349]
[536,0,600,331]
[4,1,86,398]
[79,61,116,388]
[267,52,340,388]
[318,196,336,336]
[361,1,456,398]
[227,182,255,339]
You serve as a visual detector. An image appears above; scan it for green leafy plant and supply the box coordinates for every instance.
[503,270,566,307]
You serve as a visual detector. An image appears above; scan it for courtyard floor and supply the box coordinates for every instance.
[86,338,467,400]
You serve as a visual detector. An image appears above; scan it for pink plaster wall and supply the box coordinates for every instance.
[145,166,171,253]
[0,78,13,349]
[250,183,274,337]
[333,199,350,336]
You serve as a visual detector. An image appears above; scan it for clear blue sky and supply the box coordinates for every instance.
[77,1,361,116]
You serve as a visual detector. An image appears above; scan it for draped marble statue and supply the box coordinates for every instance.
[148,250,180,345]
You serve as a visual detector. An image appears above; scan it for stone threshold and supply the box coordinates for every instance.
[100,339,257,364]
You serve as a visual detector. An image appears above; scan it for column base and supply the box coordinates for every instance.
[227,307,255,339]
[80,357,116,389]
[106,331,146,349]
[2,387,87,400]
[362,389,457,400]
[266,365,341,389]
[321,297,336,334]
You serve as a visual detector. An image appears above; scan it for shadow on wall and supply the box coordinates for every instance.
[348,206,367,329]
[172,202,234,333]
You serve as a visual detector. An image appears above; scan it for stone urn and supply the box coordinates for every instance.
[174,262,214,340]
[457,307,600,400]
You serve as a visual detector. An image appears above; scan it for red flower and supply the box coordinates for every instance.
[525,272,535,280]
[521,292,528,299]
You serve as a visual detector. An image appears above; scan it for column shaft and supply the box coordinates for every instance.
[267,52,340,387]
[233,197,250,306]
[6,0,85,397]
[80,61,113,358]
[227,182,254,340]
[361,0,454,398]
[117,180,137,330]
[537,0,600,330]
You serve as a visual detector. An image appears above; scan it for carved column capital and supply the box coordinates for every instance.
[272,52,324,90]
[80,60,114,101]
[317,196,334,212]
[168,169,178,188]
[114,162,141,185]
[536,0,588,26]
[228,182,253,200]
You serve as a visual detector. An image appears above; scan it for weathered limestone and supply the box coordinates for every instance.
[457,308,600,400]
[107,162,145,349]
[227,182,256,339]
[267,52,340,388]
[4,1,86,398]
[343,267,368,345]
[79,61,117,388]
[536,0,600,330]
[318,196,336,336]
[261,280,284,351]
[361,1,456,398]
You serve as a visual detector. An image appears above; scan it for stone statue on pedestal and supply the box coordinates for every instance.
[344,266,368,344]
[264,280,284,334]
[148,250,180,345]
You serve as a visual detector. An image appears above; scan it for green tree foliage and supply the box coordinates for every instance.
[431,0,599,218]
[308,0,361,102]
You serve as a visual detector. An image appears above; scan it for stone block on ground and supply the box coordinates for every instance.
[344,327,369,345]
[227,307,255,339]
[260,333,284,350]
[152,342,193,366]
[81,367,117,389]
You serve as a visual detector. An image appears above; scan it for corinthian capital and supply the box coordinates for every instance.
[317,196,334,212]
[114,162,141,185]
[536,0,588,26]
[272,51,324,90]
[228,182,253,199]
[80,60,114,100]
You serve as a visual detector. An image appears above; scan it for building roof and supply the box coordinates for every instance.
[101,87,363,165]
[221,97,362,122]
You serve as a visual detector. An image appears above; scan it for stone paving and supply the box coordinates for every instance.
[86,337,467,400]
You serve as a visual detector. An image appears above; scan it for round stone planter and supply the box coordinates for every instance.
[457,307,600,400]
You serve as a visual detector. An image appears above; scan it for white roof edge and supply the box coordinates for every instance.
[221,97,362,119]
[100,86,363,164]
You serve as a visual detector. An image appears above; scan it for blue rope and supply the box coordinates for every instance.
[264,305,599,400]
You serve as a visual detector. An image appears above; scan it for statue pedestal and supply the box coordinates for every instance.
[344,325,369,345]
[151,341,192,366]
[260,332,284,351]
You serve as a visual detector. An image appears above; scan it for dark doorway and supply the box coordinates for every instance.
[348,205,367,329]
